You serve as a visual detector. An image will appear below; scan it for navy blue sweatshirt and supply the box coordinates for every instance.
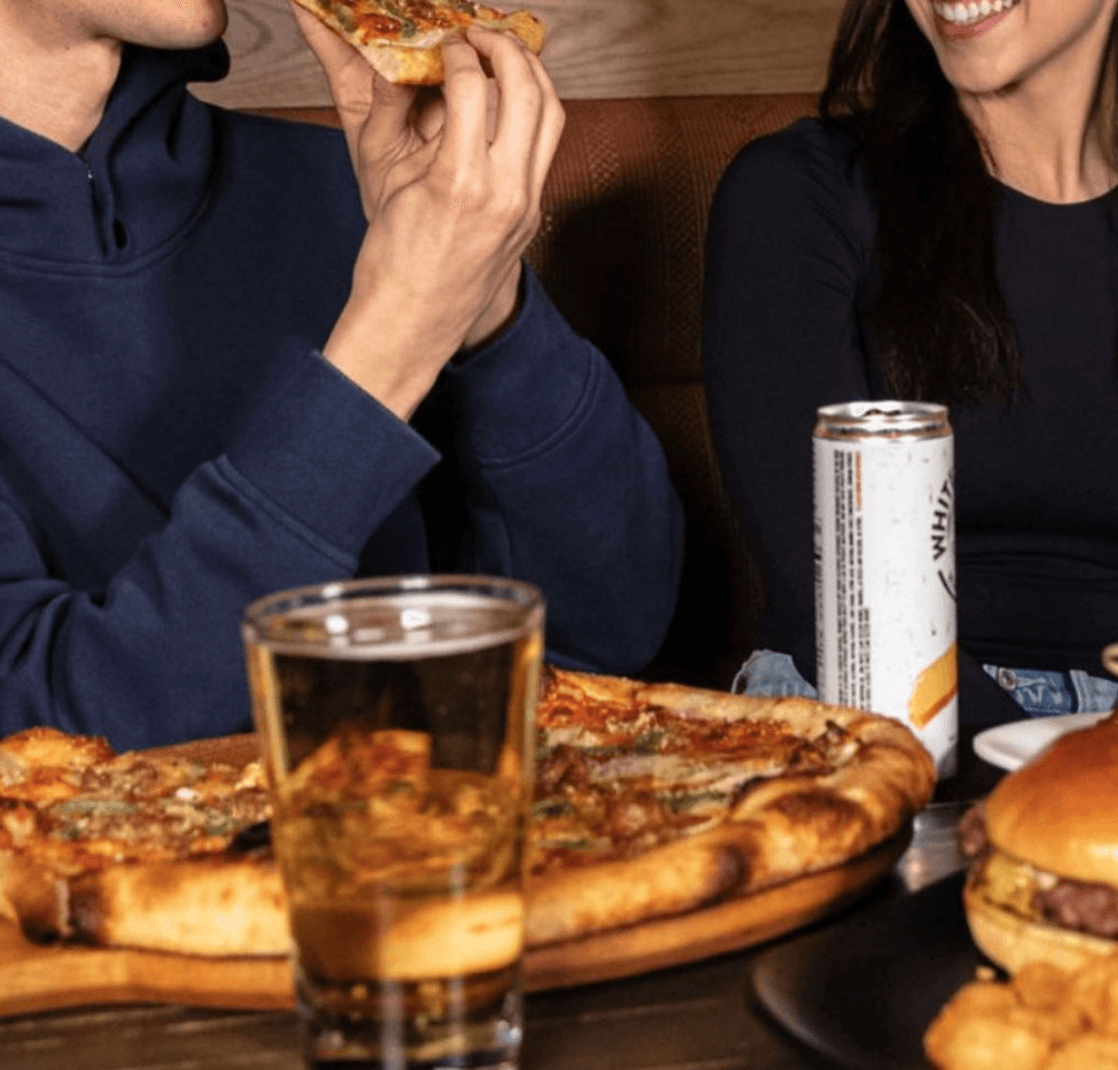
[703,118,1118,725]
[0,43,683,750]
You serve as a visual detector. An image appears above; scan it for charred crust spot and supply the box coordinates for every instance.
[718,844,750,896]
[228,820,272,857]
[767,790,867,832]
[67,887,103,945]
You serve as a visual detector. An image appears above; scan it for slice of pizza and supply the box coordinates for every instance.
[0,727,288,956]
[291,0,546,84]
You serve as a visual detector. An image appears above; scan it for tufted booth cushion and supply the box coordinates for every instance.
[255,93,818,689]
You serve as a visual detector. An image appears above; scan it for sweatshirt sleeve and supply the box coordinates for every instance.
[701,121,874,686]
[0,273,682,750]
[431,267,684,676]
[0,342,439,752]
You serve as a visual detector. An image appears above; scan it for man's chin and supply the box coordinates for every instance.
[140,3,229,50]
[181,9,229,49]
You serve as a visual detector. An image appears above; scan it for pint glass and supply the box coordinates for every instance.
[242,575,545,1070]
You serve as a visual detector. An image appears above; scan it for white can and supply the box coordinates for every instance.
[813,401,957,777]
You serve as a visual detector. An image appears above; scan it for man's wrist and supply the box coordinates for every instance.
[459,262,525,353]
[322,293,453,421]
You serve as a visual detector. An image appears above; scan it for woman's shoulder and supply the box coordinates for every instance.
[715,114,880,252]
[720,116,867,195]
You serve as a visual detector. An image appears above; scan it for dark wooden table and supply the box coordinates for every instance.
[0,730,998,1070]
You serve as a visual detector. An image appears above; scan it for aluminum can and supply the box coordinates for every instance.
[813,401,957,777]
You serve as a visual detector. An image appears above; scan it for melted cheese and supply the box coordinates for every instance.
[973,849,1057,920]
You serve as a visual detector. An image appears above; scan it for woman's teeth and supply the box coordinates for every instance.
[933,0,1018,25]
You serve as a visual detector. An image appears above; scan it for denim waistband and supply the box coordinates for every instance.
[733,649,1118,718]
[981,664,1118,717]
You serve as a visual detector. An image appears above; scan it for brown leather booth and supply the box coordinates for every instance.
[263,93,818,689]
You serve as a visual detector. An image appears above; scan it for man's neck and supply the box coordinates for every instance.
[0,12,121,151]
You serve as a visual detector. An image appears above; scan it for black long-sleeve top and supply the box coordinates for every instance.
[702,117,1118,725]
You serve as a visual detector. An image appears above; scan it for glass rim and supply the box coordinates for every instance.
[242,574,545,651]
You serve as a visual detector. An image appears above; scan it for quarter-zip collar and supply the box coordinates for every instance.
[0,41,229,266]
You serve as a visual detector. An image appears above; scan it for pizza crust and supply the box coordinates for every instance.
[0,852,69,942]
[68,857,289,957]
[523,828,911,991]
[290,0,545,84]
[526,834,745,947]
[0,727,276,957]
[0,728,115,803]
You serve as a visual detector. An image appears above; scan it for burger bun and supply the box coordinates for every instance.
[983,712,1118,886]
[963,879,1118,975]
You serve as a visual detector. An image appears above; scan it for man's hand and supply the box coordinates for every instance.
[290,4,565,419]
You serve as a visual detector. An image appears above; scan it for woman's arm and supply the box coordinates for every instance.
[701,121,874,685]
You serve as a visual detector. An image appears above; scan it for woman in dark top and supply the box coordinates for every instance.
[703,0,1118,724]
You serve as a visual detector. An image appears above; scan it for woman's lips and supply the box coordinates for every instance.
[932,0,1017,39]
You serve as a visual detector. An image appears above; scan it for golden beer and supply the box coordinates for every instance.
[243,577,544,1070]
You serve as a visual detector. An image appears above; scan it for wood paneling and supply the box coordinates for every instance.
[190,0,844,108]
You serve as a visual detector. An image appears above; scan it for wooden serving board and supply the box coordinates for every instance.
[0,920,294,1017]
[0,736,908,1014]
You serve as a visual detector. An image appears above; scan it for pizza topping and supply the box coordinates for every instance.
[334,0,489,42]
[371,8,414,37]
[0,730,271,876]
[662,787,735,815]
[0,800,36,847]
[291,0,544,85]
[273,729,520,890]
[52,799,139,817]
[0,751,26,787]
[388,0,440,31]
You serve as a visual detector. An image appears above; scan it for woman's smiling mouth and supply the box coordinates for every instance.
[932,0,1020,36]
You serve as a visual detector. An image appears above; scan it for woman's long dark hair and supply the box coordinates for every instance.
[819,0,1025,403]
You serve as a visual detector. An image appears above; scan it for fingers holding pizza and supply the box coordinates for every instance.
[289,0,436,206]
[289,0,562,419]
[444,28,565,348]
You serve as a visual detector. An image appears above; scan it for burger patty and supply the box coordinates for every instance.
[960,801,1118,940]
[1035,881,1118,938]
[958,800,988,858]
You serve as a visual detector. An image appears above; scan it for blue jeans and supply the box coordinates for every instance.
[979,664,1118,717]
[733,649,1118,717]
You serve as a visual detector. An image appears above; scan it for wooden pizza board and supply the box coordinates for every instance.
[0,920,295,1017]
[0,736,909,1015]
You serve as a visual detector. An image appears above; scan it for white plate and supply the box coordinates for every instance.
[972,711,1109,772]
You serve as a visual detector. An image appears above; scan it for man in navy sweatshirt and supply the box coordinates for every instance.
[0,1,683,749]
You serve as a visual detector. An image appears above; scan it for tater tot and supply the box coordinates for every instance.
[925,957,1118,1070]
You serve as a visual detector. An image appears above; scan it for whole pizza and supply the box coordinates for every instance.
[0,668,935,962]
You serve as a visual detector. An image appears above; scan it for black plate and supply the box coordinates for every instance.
[752,871,990,1070]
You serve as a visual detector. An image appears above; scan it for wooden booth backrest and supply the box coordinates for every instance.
[199,0,842,107]
[261,93,819,689]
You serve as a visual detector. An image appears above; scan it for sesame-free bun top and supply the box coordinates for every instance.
[984,713,1118,884]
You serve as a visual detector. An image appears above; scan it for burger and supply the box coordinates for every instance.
[960,713,1118,974]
